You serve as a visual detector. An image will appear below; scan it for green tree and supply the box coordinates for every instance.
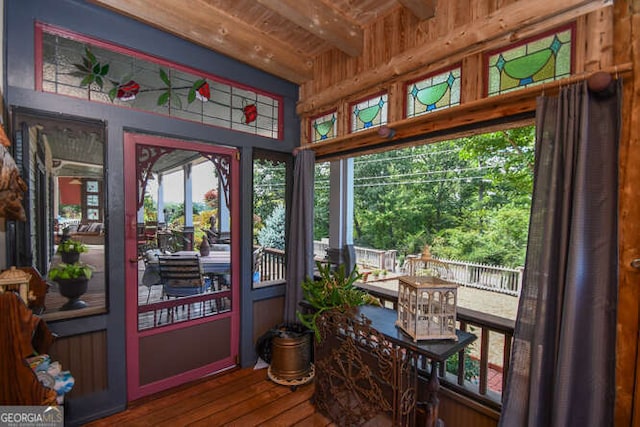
[257,205,286,250]
[315,125,535,267]
[314,162,330,240]
[254,158,287,243]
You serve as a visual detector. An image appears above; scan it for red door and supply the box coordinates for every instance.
[124,133,240,401]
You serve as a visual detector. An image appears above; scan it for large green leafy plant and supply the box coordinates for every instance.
[56,239,88,254]
[48,263,93,281]
[297,262,380,341]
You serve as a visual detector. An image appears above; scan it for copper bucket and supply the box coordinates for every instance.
[269,328,312,381]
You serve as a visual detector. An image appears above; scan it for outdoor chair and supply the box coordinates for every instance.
[157,255,210,298]
[140,250,163,304]
[157,255,213,322]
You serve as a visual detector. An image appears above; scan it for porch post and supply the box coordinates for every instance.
[327,158,355,270]
[183,164,194,250]
[156,173,165,228]
[219,179,230,237]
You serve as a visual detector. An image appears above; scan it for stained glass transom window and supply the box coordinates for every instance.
[406,67,461,118]
[310,111,337,143]
[350,94,388,133]
[487,25,573,96]
[39,25,282,139]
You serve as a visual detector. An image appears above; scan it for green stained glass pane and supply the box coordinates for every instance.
[40,29,281,139]
[406,67,460,118]
[487,26,573,96]
[311,111,337,143]
[351,94,388,133]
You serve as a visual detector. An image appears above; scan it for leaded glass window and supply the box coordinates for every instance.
[350,93,388,133]
[406,67,461,118]
[310,111,337,143]
[487,25,573,96]
[38,24,282,139]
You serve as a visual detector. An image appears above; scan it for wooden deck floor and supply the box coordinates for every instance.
[83,367,335,427]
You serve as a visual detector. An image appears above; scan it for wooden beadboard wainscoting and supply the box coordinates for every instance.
[48,330,108,397]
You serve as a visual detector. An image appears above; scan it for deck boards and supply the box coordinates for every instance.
[83,367,335,426]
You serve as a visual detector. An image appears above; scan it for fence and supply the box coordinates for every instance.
[313,240,398,272]
[436,258,523,296]
[314,240,523,296]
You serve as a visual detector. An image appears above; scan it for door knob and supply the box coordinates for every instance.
[129,258,140,264]
[631,259,640,270]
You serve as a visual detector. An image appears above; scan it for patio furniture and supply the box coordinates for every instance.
[141,250,163,303]
[157,255,210,298]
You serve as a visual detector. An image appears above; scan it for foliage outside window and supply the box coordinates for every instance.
[38,24,282,139]
[313,126,534,396]
[253,154,289,288]
[313,126,534,268]
[486,25,573,96]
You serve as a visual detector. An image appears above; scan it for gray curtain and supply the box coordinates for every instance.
[284,149,315,323]
[499,80,621,427]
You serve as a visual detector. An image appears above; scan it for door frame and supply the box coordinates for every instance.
[123,132,240,401]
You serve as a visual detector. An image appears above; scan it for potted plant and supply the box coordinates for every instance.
[297,261,380,342]
[48,262,93,310]
[56,239,88,264]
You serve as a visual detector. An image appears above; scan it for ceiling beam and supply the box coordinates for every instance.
[397,0,436,20]
[256,0,363,57]
[91,0,313,83]
[297,0,613,114]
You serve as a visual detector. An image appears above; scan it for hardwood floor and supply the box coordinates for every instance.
[83,367,335,426]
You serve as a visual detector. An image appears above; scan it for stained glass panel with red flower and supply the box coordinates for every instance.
[40,26,282,139]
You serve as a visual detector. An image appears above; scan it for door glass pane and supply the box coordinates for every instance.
[136,146,233,330]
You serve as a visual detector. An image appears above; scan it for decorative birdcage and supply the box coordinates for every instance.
[396,275,458,341]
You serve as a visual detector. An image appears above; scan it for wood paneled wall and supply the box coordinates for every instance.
[297,0,615,149]
[439,387,500,427]
[48,330,108,397]
[613,1,640,426]
[253,296,285,344]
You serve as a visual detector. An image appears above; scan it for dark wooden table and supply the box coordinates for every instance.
[357,304,477,427]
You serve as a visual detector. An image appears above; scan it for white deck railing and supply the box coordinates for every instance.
[314,240,524,296]
[435,258,523,296]
[313,240,398,272]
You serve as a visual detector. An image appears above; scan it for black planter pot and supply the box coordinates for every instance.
[60,251,80,264]
[56,277,89,310]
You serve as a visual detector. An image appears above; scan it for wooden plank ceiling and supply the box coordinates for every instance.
[90,0,435,84]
